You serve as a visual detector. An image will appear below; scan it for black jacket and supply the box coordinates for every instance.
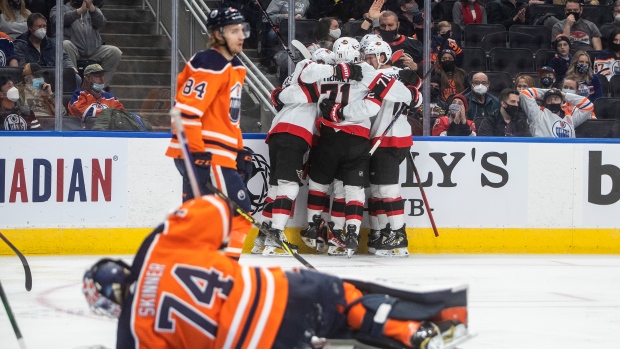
[486,0,527,29]
[13,31,73,68]
[477,110,531,137]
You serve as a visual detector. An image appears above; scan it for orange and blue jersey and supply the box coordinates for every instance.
[166,48,246,169]
[68,89,125,120]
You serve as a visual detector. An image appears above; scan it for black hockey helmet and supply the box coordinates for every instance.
[207,7,245,31]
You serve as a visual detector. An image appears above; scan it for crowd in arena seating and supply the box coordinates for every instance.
[255,0,620,138]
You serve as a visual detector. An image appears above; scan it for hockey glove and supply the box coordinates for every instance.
[192,152,212,169]
[319,99,344,122]
[334,63,363,81]
[399,69,420,88]
[271,87,284,111]
[236,147,254,184]
[407,85,422,109]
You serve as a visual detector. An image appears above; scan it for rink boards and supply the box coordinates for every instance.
[1,132,619,255]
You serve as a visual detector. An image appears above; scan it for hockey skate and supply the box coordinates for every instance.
[374,224,409,257]
[300,214,324,250]
[262,227,298,256]
[367,223,390,254]
[436,320,470,348]
[251,222,270,254]
[327,226,348,256]
[345,224,359,258]
[316,221,331,254]
[411,321,444,349]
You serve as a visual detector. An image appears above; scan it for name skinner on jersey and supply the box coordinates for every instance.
[138,263,166,316]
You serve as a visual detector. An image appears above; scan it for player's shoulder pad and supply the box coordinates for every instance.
[189,49,234,72]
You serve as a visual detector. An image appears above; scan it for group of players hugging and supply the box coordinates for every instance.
[257,34,421,259]
[79,7,473,349]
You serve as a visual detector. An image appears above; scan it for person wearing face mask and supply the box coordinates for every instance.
[538,66,557,89]
[566,50,603,101]
[432,93,476,136]
[594,28,620,81]
[68,64,124,125]
[551,0,602,51]
[452,0,487,30]
[431,21,463,66]
[0,75,42,130]
[478,88,530,137]
[599,0,620,46]
[0,0,30,39]
[431,49,468,104]
[13,13,76,71]
[16,62,67,118]
[50,0,122,86]
[396,0,417,37]
[520,87,592,137]
[464,71,500,120]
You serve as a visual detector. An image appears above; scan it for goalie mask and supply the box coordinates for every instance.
[311,48,336,64]
[333,37,361,64]
[364,41,392,69]
[83,258,131,318]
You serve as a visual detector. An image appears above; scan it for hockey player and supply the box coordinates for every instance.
[165,7,252,260]
[274,37,421,257]
[83,195,470,349]
[254,48,337,256]
[364,40,421,257]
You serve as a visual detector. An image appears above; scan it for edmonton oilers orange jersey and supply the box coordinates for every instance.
[165,48,246,169]
[117,196,289,349]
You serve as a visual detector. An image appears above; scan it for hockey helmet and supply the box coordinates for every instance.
[82,258,131,318]
[311,48,336,64]
[364,41,392,68]
[333,37,361,64]
[360,33,383,51]
[207,7,249,37]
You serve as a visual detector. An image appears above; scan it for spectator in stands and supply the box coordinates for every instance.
[548,35,572,85]
[486,0,526,30]
[378,10,422,68]
[0,75,41,130]
[17,62,64,117]
[307,17,340,53]
[432,93,476,136]
[397,0,417,37]
[551,0,602,51]
[0,0,30,39]
[261,0,309,66]
[478,88,530,136]
[68,64,124,123]
[600,1,620,47]
[464,72,500,120]
[431,49,468,103]
[411,11,427,40]
[553,0,598,5]
[520,88,592,137]
[14,13,75,69]
[0,31,19,66]
[538,66,557,89]
[433,21,463,66]
[514,74,535,92]
[561,75,578,94]
[566,50,603,101]
[51,0,122,86]
[594,28,620,81]
[452,0,487,29]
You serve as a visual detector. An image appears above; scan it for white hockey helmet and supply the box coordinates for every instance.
[360,33,383,51]
[364,40,392,68]
[311,48,336,64]
[333,37,361,64]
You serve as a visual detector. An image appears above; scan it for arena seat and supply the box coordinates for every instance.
[534,49,557,70]
[575,119,620,138]
[581,5,612,29]
[525,4,565,25]
[463,24,506,48]
[509,25,552,51]
[278,19,318,45]
[489,47,535,77]
[479,31,508,52]
[593,97,620,119]
[467,71,513,96]
[461,47,488,72]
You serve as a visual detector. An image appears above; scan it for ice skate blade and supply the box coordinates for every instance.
[250,246,265,254]
[316,241,328,254]
[262,246,293,256]
[374,248,409,257]
[368,247,376,254]
[327,246,347,256]
[443,332,477,349]
[301,237,317,249]
[346,248,355,258]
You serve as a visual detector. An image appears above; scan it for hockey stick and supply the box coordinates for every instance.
[369,102,408,155]
[0,232,32,291]
[291,39,311,60]
[0,280,27,349]
[406,152,439,237]
[253,0,299,64]
[170,110,317,270]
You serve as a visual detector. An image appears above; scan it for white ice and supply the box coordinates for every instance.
[1,254,619,348]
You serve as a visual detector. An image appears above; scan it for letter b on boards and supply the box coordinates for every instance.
[588,151,620,205]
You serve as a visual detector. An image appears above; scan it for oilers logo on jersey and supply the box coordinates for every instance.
[85,103,109,118]
[4,113,27,130]
[0,51,6,67]
[229,82,242,124]
[553,119,573,138]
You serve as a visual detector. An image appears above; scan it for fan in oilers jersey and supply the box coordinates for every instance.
[364,40,421,257]
[274,37,421,257]
[83,195,471,349]
[165,7,253,260]
[253,48,337,257]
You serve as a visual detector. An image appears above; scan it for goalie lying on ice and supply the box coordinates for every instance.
[82,195,470,349]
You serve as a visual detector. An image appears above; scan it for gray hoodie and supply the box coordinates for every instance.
[266,0,309,25]
[50,3,107,57]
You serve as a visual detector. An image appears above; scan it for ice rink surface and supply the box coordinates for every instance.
[1,253,619,349]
